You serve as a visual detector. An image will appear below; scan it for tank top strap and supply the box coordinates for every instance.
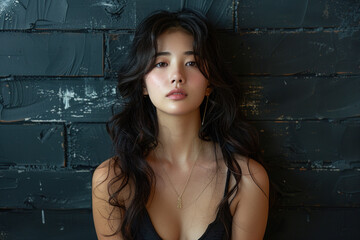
[223,169,231,197]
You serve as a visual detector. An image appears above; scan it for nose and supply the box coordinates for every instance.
[171,78,183,84]
[170,64,185,85]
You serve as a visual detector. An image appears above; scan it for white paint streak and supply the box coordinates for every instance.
[73,96,90,101]
[94,2,114,8]
[58,88,75,110]
[30,119,66,123]
[92,1,118,8]
[76,170,91,173]
[41,210,45,224]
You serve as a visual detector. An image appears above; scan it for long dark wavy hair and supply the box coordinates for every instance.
[105,8,262,240]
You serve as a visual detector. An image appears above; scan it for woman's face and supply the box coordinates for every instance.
[144,28,209,117]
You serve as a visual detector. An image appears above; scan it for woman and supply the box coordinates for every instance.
[92,9,269,240]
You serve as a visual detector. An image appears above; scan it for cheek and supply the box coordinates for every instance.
[144,72,164,93]
[191,72,209,91]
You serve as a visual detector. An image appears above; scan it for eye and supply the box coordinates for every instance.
[186,61,197,67]
[155,62,168,68]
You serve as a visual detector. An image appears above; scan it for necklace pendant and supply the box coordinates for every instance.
[177,197,182,209]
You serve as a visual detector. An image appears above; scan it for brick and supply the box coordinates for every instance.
[237,0,360,29]
[0,0,233,30]
[0,170,92,209]
[239,76,360,120]
[255,121,360,168]
[136,0,234,29]
[108,30,360,77]
[265,207,360,240]
[67,123,114,167]
[0,123,64,166]
[0,0,135,30]
[106,33,133,77]
[0,77,118,122]
[0,32,103,76]
[268,167,360,206]
[219,29,360,75]
[0,209,96,240]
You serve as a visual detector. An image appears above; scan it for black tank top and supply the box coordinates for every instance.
[132,170,232,240]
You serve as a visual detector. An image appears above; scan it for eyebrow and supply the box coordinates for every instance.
[155,51,195,57]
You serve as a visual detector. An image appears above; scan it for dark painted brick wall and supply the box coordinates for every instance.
[0,0,359,239]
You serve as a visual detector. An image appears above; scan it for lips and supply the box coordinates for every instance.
[166,89,187,99]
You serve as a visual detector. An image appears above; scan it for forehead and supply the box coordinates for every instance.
[156,28,194,52]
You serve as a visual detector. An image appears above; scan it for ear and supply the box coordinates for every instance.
[143,81,148,95]
[143,86,148,95]
[205,86,212,96]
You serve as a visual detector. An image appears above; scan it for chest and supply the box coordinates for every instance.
[145,169,228,240]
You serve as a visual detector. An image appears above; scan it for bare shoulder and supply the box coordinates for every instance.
[231,156,269,239]
[92,157,117,188]
[236,156,269,198]
[92,156,126,201]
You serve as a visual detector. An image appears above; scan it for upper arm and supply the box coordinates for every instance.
[232,158,269,240]
[92,159,123,240]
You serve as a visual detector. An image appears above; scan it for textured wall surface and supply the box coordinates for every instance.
[0,0,359,239]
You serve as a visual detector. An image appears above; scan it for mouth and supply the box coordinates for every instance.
[166,89,187,99]
[166,89,187,97]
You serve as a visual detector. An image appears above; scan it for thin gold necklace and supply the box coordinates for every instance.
[155,145,202,209]
[192,168,218,204]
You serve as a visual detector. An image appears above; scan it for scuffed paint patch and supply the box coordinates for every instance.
[38,127,59,143]
[240,100,260,116]
[0,231,8,239]
[92,0,126,20]
[335,1,360,39]
[322,3,330,19]
[58,88,75,110]
[0,0,68,29]
[0,0,19,16]
[240,84,264,116]
[1,78,116,122]
[84,84,98,100]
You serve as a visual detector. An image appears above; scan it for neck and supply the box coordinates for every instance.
[156,110,203,166]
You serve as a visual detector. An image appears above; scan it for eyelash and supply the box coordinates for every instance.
[154,61,197,68]
[186,61,197,67]
[155,62,168,68]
